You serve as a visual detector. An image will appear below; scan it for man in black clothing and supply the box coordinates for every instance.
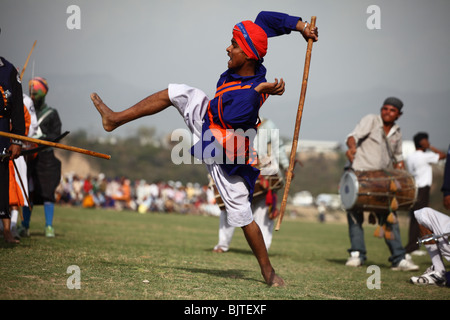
[0,52,26,243]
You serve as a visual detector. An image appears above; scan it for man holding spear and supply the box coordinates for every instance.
[90,11,318,286]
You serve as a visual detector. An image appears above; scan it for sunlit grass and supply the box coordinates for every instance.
[1,205,447,301]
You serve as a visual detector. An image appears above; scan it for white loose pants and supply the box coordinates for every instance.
[414,207,450,262]
[213,196,274,252]
[168,84,253,227]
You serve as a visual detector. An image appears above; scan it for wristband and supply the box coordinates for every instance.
[302,21,308,33]
[11,139,23,146]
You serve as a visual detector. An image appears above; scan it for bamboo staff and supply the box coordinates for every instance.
[20,40,37,81]
[275,16,317,231]
[0,131,111,160]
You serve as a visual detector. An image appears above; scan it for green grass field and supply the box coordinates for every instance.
[1,205,448,302]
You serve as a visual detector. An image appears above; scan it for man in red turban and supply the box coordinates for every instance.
[232,20,268,62]
[91,11,318,287]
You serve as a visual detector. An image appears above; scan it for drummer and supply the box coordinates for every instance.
[344,97,419,271]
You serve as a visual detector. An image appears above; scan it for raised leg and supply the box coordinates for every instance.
[90,89,172,132]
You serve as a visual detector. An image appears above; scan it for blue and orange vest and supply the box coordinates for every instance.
[192,64,269,200]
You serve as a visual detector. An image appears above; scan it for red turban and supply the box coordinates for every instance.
[233,21,268,61]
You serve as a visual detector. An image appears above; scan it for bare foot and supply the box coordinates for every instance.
[90,93,117,132]
[269,273,285,287]
[263,269,285,287]
[3,231,19,244]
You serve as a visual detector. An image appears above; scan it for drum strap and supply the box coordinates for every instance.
[382,131,398,167]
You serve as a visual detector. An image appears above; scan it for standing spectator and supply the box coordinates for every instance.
[442,145,450,210]
[405,132,446,255]
[17,94,38,238]
[71,174,83,205]
[9,102,34,239]
[0,52,25,243]
[21,77,62,237]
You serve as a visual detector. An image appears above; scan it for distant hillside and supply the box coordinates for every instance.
[56,129,446,212]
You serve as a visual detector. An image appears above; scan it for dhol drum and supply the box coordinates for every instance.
[211,173,284,209]
[339,169,417,212]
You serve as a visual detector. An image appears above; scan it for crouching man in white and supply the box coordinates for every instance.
[410,207,450,286]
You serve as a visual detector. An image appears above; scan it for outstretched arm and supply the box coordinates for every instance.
[255,11,318,42]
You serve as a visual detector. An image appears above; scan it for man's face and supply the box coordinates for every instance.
[419,138,430,150]
[380,104,401,124]
[226,38,248,70]
[30,89,46,107]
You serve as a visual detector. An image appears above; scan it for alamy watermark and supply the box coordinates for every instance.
[170,128,282,175]
[66,5,81,30]
[366,265,381,289]
[66,265,81,289]
[366,5,381,30]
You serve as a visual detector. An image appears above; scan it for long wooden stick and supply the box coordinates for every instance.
[0,131,111,160]
[20,40,37,81]
[275,16,316,231]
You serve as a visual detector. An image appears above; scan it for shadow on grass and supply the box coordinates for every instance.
[326,258,392,269]
[0,241,19,249]
[206,248,252,256]
[173,266,262,284]
[326,258,349,265]
[0,231,65,248]
[204,247,284,258]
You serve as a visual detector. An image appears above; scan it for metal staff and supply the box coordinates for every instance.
[0,131,111,160]
[276,16,317,231]
[417,232,450,246]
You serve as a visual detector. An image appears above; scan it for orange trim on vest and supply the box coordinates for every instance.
[214,85,252,98]
[205,81,266,166]
[216,80,241,92]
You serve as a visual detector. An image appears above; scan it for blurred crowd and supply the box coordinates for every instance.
[55,173,221,217]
